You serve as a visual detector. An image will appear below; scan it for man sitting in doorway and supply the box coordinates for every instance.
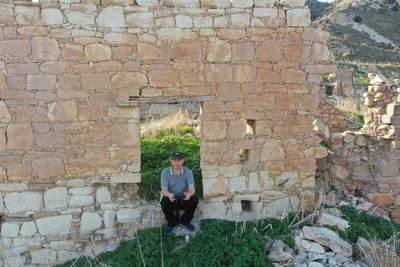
[160,152,199,234]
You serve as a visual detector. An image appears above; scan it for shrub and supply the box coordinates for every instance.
[392,5,399,11]
[353,15,363,23]
[140,135,202,200]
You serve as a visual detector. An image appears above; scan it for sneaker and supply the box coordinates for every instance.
[184,223,195,232]
[164,226,174,234]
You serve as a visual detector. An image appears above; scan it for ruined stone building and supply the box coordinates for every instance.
[0,0,335,265]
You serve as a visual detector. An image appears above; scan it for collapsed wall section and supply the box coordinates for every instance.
[0,0,334,265]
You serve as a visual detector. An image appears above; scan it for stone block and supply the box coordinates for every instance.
[164,0,199,7]
[311,43,331,61]
[248,172,261,191]
[231,202,242,215]
[202,202,227,218]
[232,0,253,7]
[0,183,28,192]
[44,187,68,209]
[231,13,250,28]
[31,249,57,265]
[329,164,350,180]
[0,101,12,123]
[256,39,281,62]
[233,42,254,62]
[15,6,40,25]
[276,171,298,188]
[219,165,242,177]
[105,33,137,45]
[137,43,160,60]
[193,17,212,28]
[280,0,305,6]
[111,123,139,146]
[201,0,231,8]
[1,222,19,237]
[32,37,60,61]
[41,9,64,25]
[253,8,278,17]
[176,15,193,28]
[0,3,14,23]
[234,65,256,82]
[6,164,31,180]
[36,215,72,236]
[48,100,78,122]
[287,9,311,27]
[228,119,247,139]
[387,103,400,116]
[157,28,197,42]
[96,186,111,203]
[203,178,229,195]
[126,12,154,27]
[16,106,47,122]
[35,132,66,149]
[82,73,110,90]
[148,70,178,87]
[263,197,291,217]
[261,191,286,202]
[110,173,141,183]
[303,28,330,43]
[27,74,56,90]
[62,45,83,61]
[50,240,75,250]
[69,187,93,195]
[97,6,125,27]
[117,208,142,223]
[233,194,260,202]
[229,176,246,193]
[0,40,31,58]
[20,222,37,237]
[7,124,34,150]
[202,121,227,140]
[69,195,94,207]
[85,43,111,61]
[32,158,65,179]
[205,64,233,83]
[3,256,26,267]
[207,38,231,62]
[261,139,285,161]
[4,192,42,213]
[65,11,95,25]
[81,212,102,232]
[0,194,3,213]
[103,210,116,228]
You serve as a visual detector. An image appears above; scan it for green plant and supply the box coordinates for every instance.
[320,140,330,149]
[140,135,202,200]
[61,219,273,267]
[339,205,400,243]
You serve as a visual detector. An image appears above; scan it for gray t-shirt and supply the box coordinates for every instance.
[161,166,194,197]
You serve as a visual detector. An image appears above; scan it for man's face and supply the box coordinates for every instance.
[171,159,184,170]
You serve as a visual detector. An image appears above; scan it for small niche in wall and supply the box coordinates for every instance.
[246,120,255,135]
[241,200,252,212]
[239,149,248,162]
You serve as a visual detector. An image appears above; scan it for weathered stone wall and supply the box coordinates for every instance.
[318,96,359,133]
[324,81,400,223]
[0,0,334,265]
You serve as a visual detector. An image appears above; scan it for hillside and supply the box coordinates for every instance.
[309,0,400,80]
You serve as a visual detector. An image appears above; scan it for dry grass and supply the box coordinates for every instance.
[141,111,198,138]
[358,238,400,267]
[331,96,366,126]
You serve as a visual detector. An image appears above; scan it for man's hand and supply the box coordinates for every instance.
[183,192,190,201]
[168,192,176,202]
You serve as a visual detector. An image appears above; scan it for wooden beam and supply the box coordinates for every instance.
[117,95,216,107]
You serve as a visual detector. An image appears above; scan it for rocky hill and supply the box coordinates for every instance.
[308,0,400,79]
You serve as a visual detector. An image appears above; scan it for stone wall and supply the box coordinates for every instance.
[0,0,334,265]
[324,81,400,223]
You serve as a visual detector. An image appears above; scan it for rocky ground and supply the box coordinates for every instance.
[266,190,400,267]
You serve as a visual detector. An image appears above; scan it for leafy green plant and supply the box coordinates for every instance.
[339,205,400,243]
[140,135,202,200]
[61,219,273,267]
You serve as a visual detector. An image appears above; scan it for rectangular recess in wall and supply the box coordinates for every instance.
[239,149,248,162]
[241,200,252,211]
[246,120,255,135]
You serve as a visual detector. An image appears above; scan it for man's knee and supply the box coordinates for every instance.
[187,195,199,207]
[161,196,174,208]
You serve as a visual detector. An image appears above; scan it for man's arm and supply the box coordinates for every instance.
[161,170,175,202]
[162,188,176,202]
[184,169,195,200]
